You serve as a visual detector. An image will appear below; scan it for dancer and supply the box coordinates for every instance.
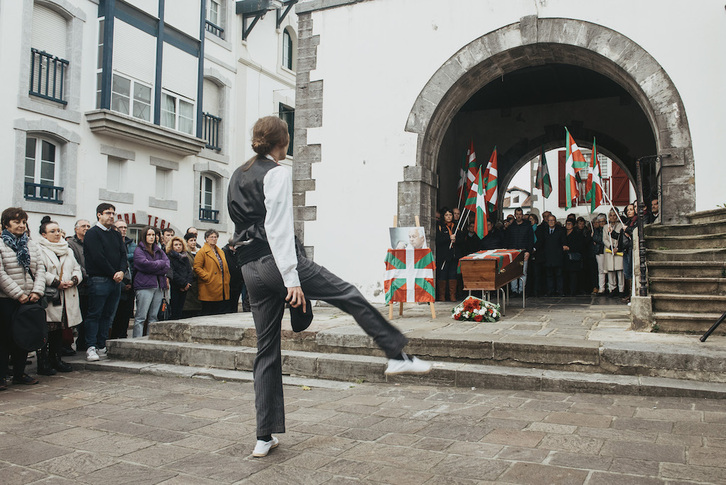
[228,116,431,457]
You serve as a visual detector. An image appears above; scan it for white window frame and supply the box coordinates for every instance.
[200,174,215,211]
[155,167,172,200]
[282,28,293,71]
[161,91,195,135]
[110,72,153,122]
[206,0,220,26]
[25,136,59,188]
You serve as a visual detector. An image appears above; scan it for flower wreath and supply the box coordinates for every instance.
[451,296,501,322]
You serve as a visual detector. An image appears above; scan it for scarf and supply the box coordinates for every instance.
[2,229,31,273]
[38,236,70,257]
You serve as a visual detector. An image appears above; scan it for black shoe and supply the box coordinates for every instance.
[608,291,620,298]
[52,357,73,373]
[12,374,39,385]
[61,346,76,357]
[0,378,6,391]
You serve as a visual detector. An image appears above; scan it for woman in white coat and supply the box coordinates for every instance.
[603,209,625,297]
[37,216,83,374]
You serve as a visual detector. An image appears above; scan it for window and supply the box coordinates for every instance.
[279,104,294,157]
[199,175,219,222]
[106,157,126,192]
[96,19,104,108]
[156,167,172,200]
[282,28,293,70]
[25,136,62,203]
[30,4,69,104]
[202,79,222,150]
[205,0,224,38]
[110,74,152,122]
[161,93,194,135]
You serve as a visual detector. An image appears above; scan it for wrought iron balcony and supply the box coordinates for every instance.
[29,48,69,105]
[199,207,219,223]
[205,20,225,39]
[25,182,64,204]
[202,112,222,151]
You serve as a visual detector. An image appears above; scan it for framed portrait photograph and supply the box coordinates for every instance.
[390,227,427,249]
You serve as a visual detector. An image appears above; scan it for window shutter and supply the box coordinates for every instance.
[558,150,566,208]
[611,163,630,206]
[32,5,67,58]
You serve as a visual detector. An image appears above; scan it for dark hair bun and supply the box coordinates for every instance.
[41,216,51,224]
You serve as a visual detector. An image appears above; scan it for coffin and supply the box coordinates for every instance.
[458,249,524,291]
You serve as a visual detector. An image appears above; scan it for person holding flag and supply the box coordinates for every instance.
[435,207,463,301]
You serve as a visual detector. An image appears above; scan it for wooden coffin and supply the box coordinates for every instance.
[459,249,525,291]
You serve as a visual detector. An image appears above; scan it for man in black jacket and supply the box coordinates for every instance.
[540,214,566,296]
[505,208,534,296]
[82,203,127,362]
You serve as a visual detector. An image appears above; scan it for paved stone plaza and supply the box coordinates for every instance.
[1,369,725,484]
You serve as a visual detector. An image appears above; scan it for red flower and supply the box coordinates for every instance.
[454,313,461,320]
[474,315,483,322]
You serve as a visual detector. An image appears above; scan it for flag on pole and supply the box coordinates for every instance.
[456,151,467,202]
[535,145,552,198]
[474,166,489,238]
[464,166,480,212]
[482,147,498,211]
[564,128,588,209]
[586,137,604,211]
[465,140,477,196]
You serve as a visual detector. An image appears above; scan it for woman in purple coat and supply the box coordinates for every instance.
[132,226,170,337]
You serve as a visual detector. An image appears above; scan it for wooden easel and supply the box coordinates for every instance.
[388,216,436,320]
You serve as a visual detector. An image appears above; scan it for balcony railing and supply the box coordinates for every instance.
[199,207,219,223]
[25,182,64,204]
[29,48,69,105]
[205,20,225,39]
[202,112,222,151]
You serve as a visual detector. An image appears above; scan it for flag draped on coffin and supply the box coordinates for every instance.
[482,147,498,211]
[564,128,588,209]
[384,249,436,303]
[585,137,604,211]
[535,145,552,198]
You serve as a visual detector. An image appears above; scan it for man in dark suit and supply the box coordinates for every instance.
[540,214,566,296]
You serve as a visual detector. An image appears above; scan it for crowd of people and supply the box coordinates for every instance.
[435,198,659,303]
[0,203,250,389]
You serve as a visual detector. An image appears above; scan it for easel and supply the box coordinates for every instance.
[389,215,437,320]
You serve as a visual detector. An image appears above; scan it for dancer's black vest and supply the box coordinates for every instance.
[227,156,278,266]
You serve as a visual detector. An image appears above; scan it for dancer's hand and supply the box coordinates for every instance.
[286,286,306,312]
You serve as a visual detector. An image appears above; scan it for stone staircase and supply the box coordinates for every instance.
[645,207,726,334]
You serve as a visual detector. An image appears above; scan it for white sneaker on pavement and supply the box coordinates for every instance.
[97,347,108,358]
[252,436,279,457]
[86,347,99,362]
[385,354,432,375]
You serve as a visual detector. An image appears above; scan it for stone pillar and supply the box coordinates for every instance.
[398,165,438,245]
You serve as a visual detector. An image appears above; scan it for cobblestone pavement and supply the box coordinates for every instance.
[1,370,725,484]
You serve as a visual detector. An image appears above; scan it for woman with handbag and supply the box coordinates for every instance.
[132,226,170,337]
[0,207,46,388]
[37,216,83,375]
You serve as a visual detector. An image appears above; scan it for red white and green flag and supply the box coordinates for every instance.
[473,166,489,238]
[585,137,604,212]
[384,249,436,303]
[465,140,477,196]
[456,151,467,202]
[565,128,588,209]
[482,147,498,211]
[535,145,552,198]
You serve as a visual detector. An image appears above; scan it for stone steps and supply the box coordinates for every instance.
[652,312,724,335]
[103,338,726,398]
[649,277,726,295]
[651,293,726,314]
[687,207,726,224]
[646,247,726,262]
[647,261,726,278]
[645,232,726,250]
[645,220,726,237]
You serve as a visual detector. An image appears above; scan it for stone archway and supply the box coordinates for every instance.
[401,15,695,234]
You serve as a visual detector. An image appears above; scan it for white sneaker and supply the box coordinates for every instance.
[86,347,99,362]
[97,347,108,359]
[385,354,432,375]
[252,436,279,457]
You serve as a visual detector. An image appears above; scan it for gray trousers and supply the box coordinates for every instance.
[241,253,408,436]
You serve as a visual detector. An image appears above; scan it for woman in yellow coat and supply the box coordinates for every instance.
[193,229,230,315]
